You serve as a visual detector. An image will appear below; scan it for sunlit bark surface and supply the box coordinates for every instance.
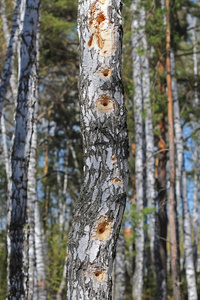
[66,0,128,299]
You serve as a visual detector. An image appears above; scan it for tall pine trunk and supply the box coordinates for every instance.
[165,1,181,298]
[171,51,197,299]
[8,0,40,297]
[66,0,129,298]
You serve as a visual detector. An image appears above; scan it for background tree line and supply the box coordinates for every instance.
[0,0,199,299]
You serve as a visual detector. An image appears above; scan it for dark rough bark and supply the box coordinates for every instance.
[156,118,168,300]
[8,0,40,298]
[66,0,129,299]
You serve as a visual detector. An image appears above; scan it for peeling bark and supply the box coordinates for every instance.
[66,0,129,298]
[8,0,40,298]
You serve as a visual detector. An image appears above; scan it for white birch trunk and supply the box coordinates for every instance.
[56,141,70,300]
[34,201,47,300]
[66,0,129,298]
[140,8,156,273]
[27,106,38,300]
[9,0,40,297]
[112,233,126,300]
[1,111,12,299]
[0,0,21,116]
[131,1,145,298]
[1,0,11,47]
[56,158,63,227]
[193,150,198,272]
[171,51,197,300]
[28,118,47,300]
[1,112,11,189]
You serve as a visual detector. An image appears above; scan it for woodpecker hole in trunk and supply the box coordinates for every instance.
[96,96,114,113]
[95,67,112,79]
[111,157,117,162]
[93,217,112,241]
[93,269,105,282]
[112,177,122,184]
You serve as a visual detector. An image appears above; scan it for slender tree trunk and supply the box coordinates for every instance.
[34,201,47,300]
[156,117,168,300]
[165,1,181,298]
[8,0,40,297]
[155,2,168,298]
[0,0,21,117]
[140,13,156,275]
[27,105,38,300]
[1,112,11,189]
[193,151,198,272]
[112,232,126,300]
[192,19,199,273]
[1,111,12,298]
[131,1,148,300]
[56,141,70,300]
[171,51,197,299]
[66,0,129,298]
[1,0,10,46]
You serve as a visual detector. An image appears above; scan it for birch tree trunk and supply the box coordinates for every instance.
[0,0,21,117]
[8,0,40,297]
[27,104,38,300]
[112,232,126,300]
[171,51,197,300]
[131,1,145,298]
[165,1,181,298]
[1,112,11,190]
[66,0,129,298]
[140,9,157,275]
[34,201,47,300]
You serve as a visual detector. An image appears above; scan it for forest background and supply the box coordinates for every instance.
[0,0,199,299]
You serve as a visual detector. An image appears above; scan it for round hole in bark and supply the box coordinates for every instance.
[96,96,114,113]
[93,269,105,282]
[102,69,109,77]
[97,222,107,234]
[111,157,117,162]
[112,177,122,184]
[93,217,112,241]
